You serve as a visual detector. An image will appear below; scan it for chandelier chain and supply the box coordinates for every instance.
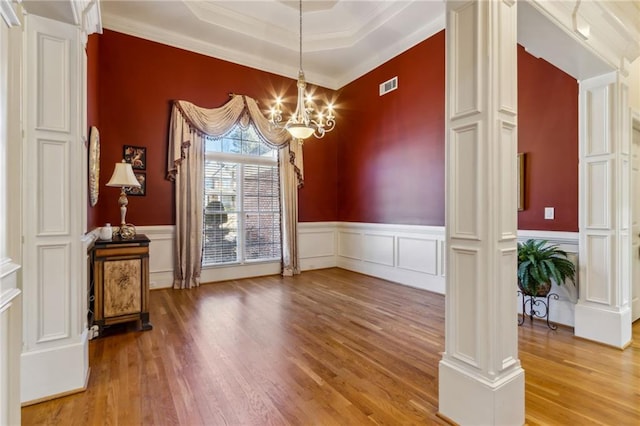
[298,0,302,72]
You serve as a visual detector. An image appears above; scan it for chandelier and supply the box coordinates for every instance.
[270,0,335,140]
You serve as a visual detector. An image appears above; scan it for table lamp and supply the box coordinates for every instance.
[106,160,141,239]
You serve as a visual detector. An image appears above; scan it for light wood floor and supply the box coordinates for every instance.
[22,268,640,425]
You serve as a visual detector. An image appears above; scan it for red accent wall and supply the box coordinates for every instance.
[93,30,338,227]
[517,45,579,231]
[89,31,578,232]
[86,34,100,230]
[336,31,446,225]
[298,131,339,222]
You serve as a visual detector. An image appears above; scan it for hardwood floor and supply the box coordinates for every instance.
[22,268,640,425]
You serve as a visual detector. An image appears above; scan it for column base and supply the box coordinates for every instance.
[574,303,631,348]
[438,359,525,426]
[20,330,89,404]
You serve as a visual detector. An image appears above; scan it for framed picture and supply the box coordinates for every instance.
[123,145,146,170]
[125,172,146,196]
[517,153,525,211]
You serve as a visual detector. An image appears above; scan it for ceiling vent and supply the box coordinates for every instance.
[379,76,398,96]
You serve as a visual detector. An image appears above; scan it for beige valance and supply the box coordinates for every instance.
[168,95,303,187]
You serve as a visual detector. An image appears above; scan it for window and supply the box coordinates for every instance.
[203,124,281,266]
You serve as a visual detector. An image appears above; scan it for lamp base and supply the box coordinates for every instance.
[116,224,136,240]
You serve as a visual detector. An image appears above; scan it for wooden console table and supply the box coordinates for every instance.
[91,234,152,336]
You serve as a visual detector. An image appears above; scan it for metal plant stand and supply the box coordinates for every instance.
[518,291,559,330]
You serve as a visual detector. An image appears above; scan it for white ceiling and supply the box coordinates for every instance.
[23,1,639,90]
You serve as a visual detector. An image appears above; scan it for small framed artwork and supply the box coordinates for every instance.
[517,153,525,211]
[123,145,146,170]
[125,172,146,196]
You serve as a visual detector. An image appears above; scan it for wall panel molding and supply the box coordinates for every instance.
[36,33,70,132]
[36,243,70,343]
[299,222,337,271]
[37,138,69,235]
[450,1,479,119]
[450,123,481,240]
[135,225,174,289]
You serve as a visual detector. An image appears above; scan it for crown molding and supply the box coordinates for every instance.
[102,12,322,86]
[102,8,445,90]
[527,0,640,72]
[0,0,21,27]
[336,16,444,89]
[183,1,412,54]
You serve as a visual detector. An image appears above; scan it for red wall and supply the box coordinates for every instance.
[93,30,338,227]
[86,34,100,230]
[337,31,446,226]
[89,30,578,232]
[517,45,578,231]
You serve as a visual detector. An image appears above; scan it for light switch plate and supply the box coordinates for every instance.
[544,207,554,220]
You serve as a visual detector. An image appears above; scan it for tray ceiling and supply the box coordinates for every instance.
[99,0,446,89]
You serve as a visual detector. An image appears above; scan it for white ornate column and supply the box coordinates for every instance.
[438,1,523,424]
[20,2,101,403]
[576,70,632,348]
[0,1,23,424]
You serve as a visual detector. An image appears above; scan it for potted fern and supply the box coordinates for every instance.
[517,239,576,297]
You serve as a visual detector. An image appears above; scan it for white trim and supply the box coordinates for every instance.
[135,225,175,289]
[335,222,446,294]
[0,0,20,28]
[200,261,281,284]
[0,287,21,313]
[0,258,21,279]
[517,230,579,247]
[20,331,89,403]
[101,8,444,90]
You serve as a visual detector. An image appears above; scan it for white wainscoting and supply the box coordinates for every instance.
[334,222,446,294]
[137,226,175,289]
[299,221,339,271]
[140,223,579,327]
[301,222,447,294]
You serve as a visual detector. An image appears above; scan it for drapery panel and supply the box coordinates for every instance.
[167,95,303,288]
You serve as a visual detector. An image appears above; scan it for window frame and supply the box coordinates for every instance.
[202,131,281,268]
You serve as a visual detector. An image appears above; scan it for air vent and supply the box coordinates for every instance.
[379,76,398,96]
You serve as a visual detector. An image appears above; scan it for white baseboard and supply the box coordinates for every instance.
[200,261,281,284]
[150,270,174,289]
[20,330,89,403]
[574,303,632,348]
